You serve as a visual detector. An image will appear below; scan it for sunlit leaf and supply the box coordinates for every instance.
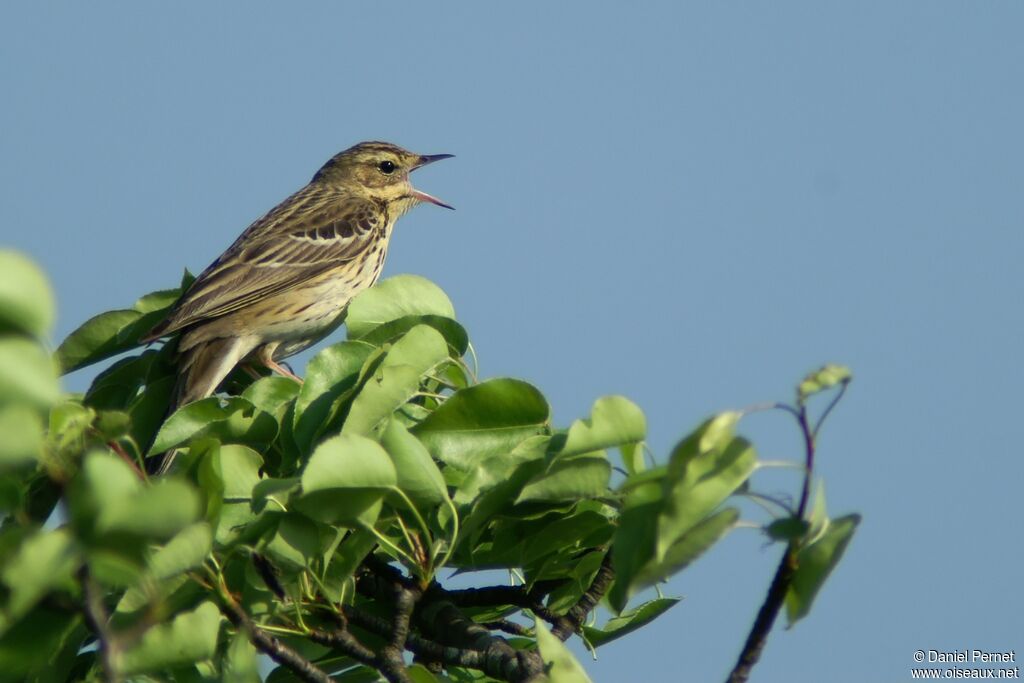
[296,433,397,524]
[413,378,549,470]
[535,618,594,682]
[380,418,449,510]
[557,395,646,458]
[0,249,55,338]
[0,338,59,407]
[346,275,456,338]
[582,597,680,647]
[797,364,852,402]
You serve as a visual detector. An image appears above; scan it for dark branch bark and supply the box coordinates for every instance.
[726,548,797,683]
[220,595,333,683]
[550,553,615,640]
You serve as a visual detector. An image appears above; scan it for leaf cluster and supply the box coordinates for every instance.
[0,249,859,683]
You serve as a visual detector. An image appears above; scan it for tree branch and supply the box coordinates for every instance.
[220,593,333,683]
[726,404,818,683]
[79,567,119,683]
[550,553,615,640]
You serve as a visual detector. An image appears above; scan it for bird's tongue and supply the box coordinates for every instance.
[412,188,455,210]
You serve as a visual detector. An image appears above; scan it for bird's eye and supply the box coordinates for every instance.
[378,160,396,174]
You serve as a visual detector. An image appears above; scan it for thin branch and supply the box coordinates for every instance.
[811,380,849,441]
[481,619,531,637]
[220,590,333,683]
[79,567,119,683]
[550,553,615,641]
[726,404,817,683]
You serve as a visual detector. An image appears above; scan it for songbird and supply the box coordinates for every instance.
[142,141,453,474]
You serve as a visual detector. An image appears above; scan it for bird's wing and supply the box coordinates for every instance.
[145,188,385,339]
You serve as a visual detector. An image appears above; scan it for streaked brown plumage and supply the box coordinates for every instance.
[143,141,453,474]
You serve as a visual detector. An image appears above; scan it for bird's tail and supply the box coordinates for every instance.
[147,336,252,476]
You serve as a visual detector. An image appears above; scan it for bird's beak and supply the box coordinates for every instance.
[411,153,455,210]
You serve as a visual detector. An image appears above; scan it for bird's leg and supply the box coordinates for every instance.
[256,346,304,384]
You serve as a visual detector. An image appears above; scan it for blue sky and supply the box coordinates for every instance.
[2,3,1022,681]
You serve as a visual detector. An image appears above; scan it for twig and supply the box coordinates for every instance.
[79,567,119,683]
[481,619,531,637]
[220,591,333,683]
[725,399,822,683]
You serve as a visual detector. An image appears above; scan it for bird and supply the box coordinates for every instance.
[141,141,454,474]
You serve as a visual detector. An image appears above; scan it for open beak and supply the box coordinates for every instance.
[411,153,455,210]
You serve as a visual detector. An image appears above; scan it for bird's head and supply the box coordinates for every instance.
[313,141,454,212]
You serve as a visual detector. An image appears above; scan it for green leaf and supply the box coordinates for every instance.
[242,376,300,417]
[516,452,611,503]
[72,451,201,543]
[356,314,469,356]
[224,630,260,683]
[147,523,213,580]
[97,479,202,540]
[211,444,265,547]
[0,338,59,407]
[0,250,55,338]
[293,341,374,452]
[56,281,186,374]
[0,405,44,469]
[582,597,681,647]
[657,413,754,559]
[608,480,661,613]
[765,517,810,542]
[296,433,397,524]
[0,606,83,680]
[0,529,80,626]
[558,396,646,458]
[380,418,449,510]
[634,507,739,587]
[797,364,852,402]
[55,309,160,375]
[149,396,277,454]
[413,378,550,470]
[785,513,860,625]
[342,365,425,437]
[265,513,323,571]
[346,275,456,338]
[116,601,221,674]
[534,618,594,683]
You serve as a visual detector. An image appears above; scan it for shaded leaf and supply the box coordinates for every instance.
[293,341,374,452]
[117,601,221,674]
[356,314,469,357]
[657,413,754,559]
[517,453,611,503]
[0,529,79,626]
[149,396,277,454]
[785,514,860,625]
